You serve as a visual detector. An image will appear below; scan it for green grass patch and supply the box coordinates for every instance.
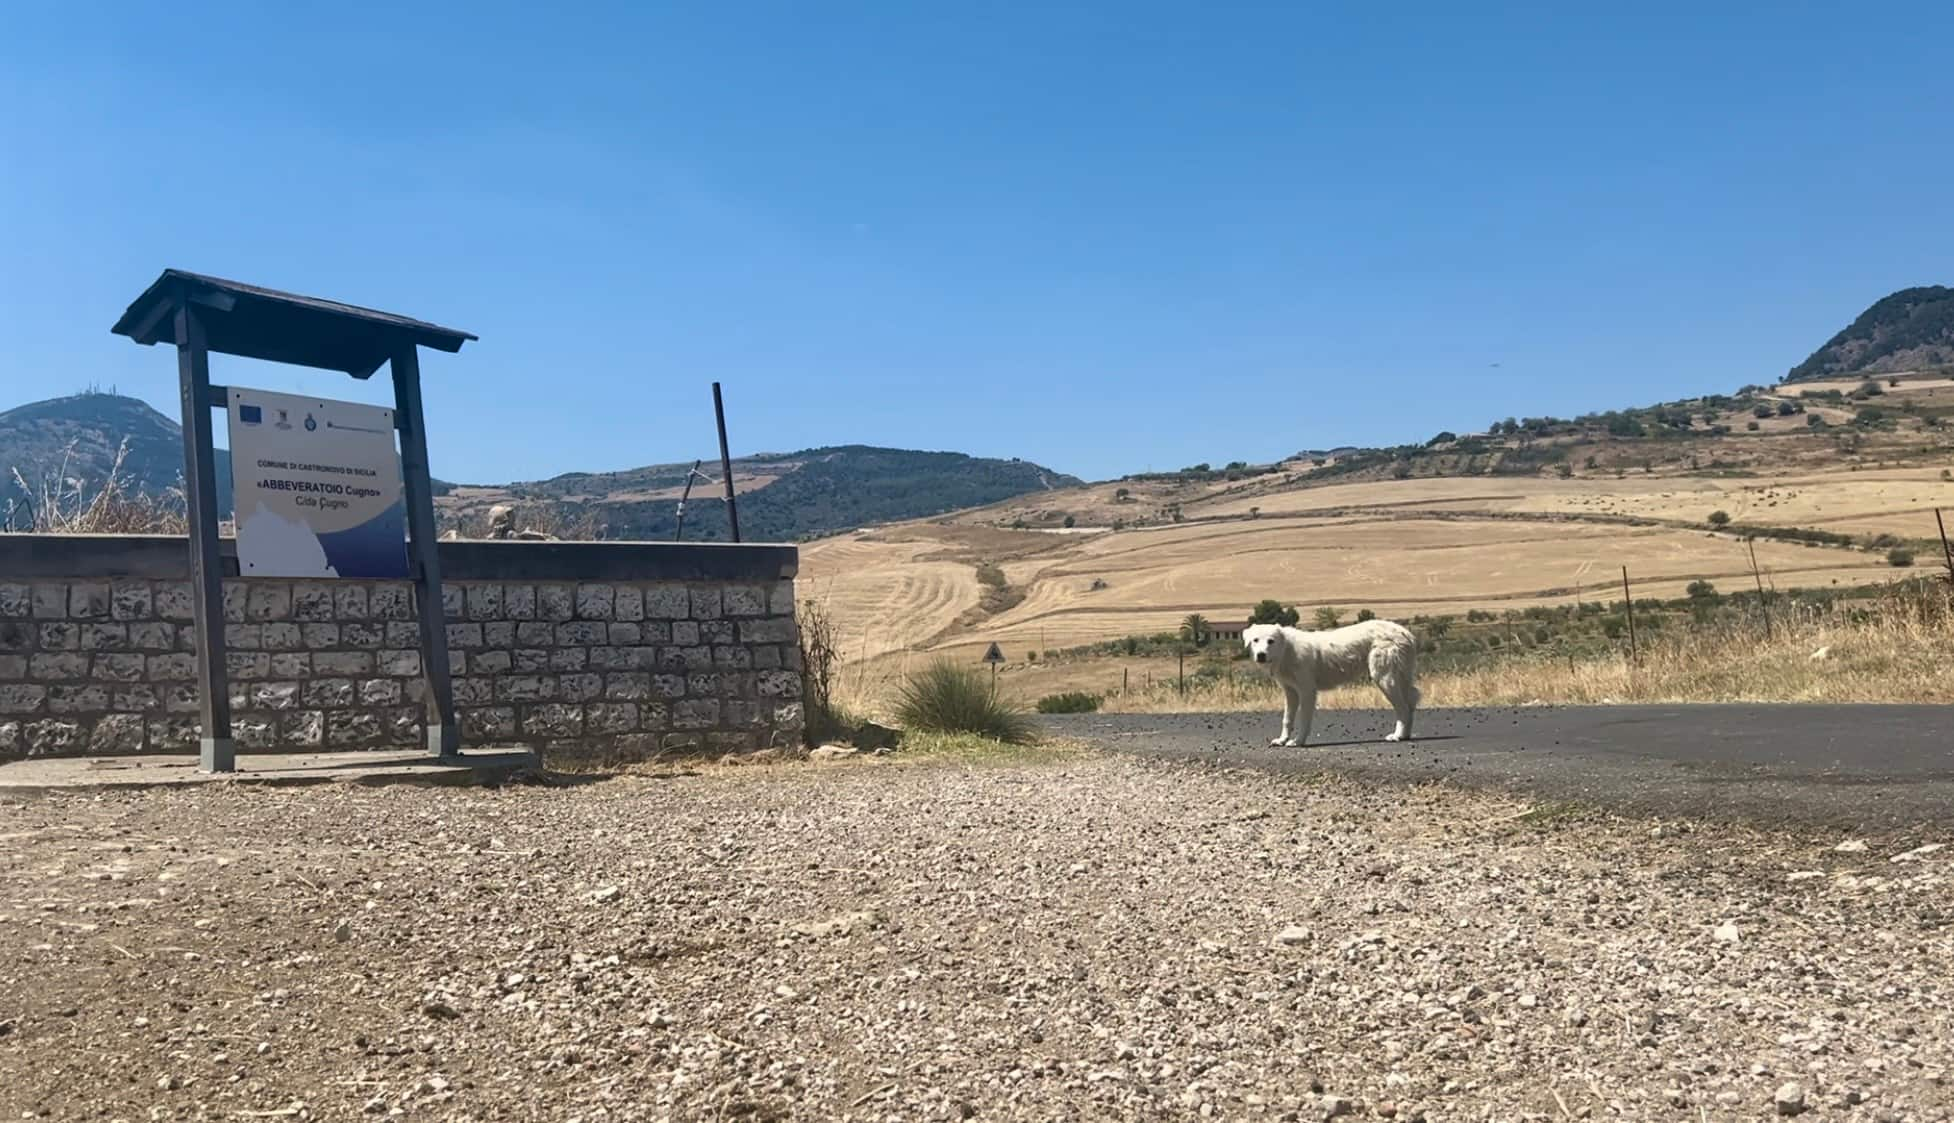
[894,660,1037,743]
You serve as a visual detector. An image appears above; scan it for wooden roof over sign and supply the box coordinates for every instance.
[111,269,477,377]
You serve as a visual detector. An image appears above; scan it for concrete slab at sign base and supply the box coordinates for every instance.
[0,747,540,795]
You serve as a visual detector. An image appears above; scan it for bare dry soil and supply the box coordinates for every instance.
[2,755,1951,1121]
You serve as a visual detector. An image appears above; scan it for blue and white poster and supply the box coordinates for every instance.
[227,387,408,579]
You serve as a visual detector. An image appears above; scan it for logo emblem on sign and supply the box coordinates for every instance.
[275,409,292,430]
[303,413,318,432]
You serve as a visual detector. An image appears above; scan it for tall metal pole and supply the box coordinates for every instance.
[712,382,740,543]
[175,303,233,773]
[1620,565,1638,663]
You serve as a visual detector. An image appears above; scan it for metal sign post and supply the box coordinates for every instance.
[982,642,1005,694]
[114,270,476,771]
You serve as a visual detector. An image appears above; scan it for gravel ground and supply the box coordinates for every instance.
[2,751,1951,1122]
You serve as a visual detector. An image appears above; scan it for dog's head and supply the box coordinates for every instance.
[1242,623,1283,665]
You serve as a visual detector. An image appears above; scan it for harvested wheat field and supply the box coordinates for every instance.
[800,474,1924,669]
[4,753,1953,1121]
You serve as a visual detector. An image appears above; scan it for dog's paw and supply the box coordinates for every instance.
[1384,731,1405,742]
[1272,737,1301,748]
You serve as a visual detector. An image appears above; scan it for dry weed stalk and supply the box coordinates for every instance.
[5,439,185,534]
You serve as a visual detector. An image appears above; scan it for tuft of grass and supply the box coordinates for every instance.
[894,660,1037,743]
[1036,691,1101,714]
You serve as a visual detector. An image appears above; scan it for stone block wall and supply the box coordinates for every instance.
[0,536,801,761]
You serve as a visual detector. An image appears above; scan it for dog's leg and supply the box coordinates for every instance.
[1378,673,1414,742]
[1291,687,1317,747]
[1272,685,1299,747]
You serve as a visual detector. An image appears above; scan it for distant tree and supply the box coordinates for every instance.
[1808,414,1827,428]
[1777,400,1801,416]
[1854,380,1884,399]
[1752,403,1775,418]
[1427,431,1458,447]
[1888,548,1915,567]
[1248,506,1261,519]
[1312,606,1342,629]
[1889,378,1901,388]
[1708,510,1731,527]
[1062,514,1075,528]
[1355,608,1376,622]
[1114,487,1130,501]
[1248,599,1299,627]
[1392,463,1413,480]
[1180,614,1211,647]
[1747,420,1761,431]
[1225,461,1248,471]
[1686,579,1719,600]
[1555,463,1573,479]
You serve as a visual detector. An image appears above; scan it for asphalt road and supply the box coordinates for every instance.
[1041,705,1954,830]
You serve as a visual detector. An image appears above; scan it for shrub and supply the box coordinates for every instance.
[1889,548,1915,568]
[1355,608,1376,622]
[1752,403,1774,418]
[1062,514,1076,529]
[1035,691,1101,714]
[1854,380,1884,399]
[1707,510,1731,527]
[1686,579,1719,600]
[894,661,1035,743]
[1312,606,1342,629]
[975,561,1007,589]
[1746,421,1760,431]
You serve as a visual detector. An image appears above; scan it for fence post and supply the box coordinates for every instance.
[1122,667,1128,695]
[1747,538,1772,640]
[1178,649,1185,695]
[1938,508,1954,587]
[1621,565,1638,663]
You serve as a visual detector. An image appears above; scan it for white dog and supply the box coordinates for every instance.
[1242,619,1420,747]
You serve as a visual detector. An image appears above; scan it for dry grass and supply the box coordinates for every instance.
[5,439,185,534]
[1101,580,1954,713]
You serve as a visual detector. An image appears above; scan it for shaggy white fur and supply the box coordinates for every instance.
[1242,619,1420,747]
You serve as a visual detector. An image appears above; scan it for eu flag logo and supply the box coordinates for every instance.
[239,404,263,425]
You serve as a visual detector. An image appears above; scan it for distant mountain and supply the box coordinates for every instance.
[471,446,1083,541]
[1,393,1078,541]
[1787,286,1954,381]
[0,392,228,518]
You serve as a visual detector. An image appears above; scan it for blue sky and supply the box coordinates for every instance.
[4,2,1952,484]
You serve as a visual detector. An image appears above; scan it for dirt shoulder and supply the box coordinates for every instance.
[2,753,1949,1120]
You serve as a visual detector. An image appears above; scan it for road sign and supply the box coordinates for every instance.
[982,642,1005,663]
[228,386,406,579]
